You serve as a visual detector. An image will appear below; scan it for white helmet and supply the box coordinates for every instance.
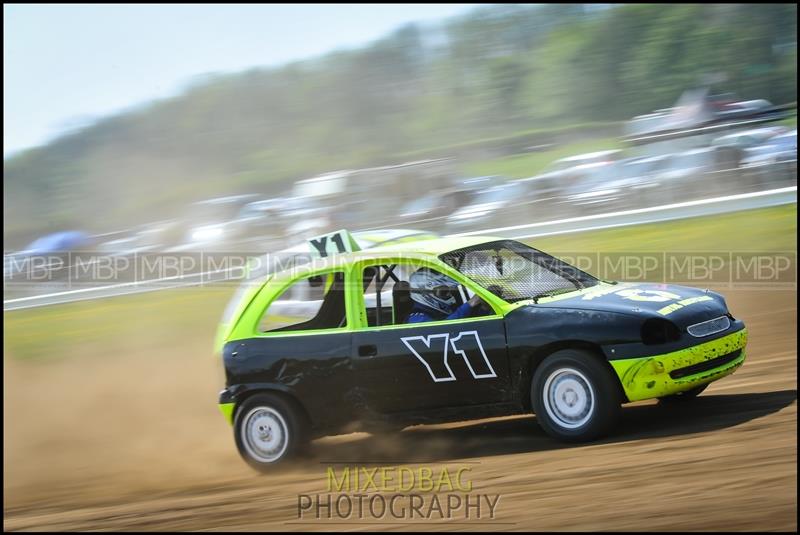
[409,268,460,316]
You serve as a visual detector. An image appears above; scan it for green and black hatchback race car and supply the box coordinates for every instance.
[216,230,747,471]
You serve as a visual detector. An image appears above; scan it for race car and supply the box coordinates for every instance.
[216,230,747,471]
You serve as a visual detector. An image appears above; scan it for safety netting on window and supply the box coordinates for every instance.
[439,240,598,302]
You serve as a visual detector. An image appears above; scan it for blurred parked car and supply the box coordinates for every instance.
[519,152,623,219]
[446,180,538,231]
[740,129,797,187]
[712,126,788,150]
[540,150,622,175]
[172,194,261,251]
[561,156,672,211]
[278,195,334,245]
[4,230,93,279]
[290,159,458,230]
[522,150,622,195]
[396,175,505,226]
[25,230,93,253]
[625,112,672,138]
[651,147,729,199]
[558,162,629,210]
[711,126,789,168]
[714,99,773,120]
[97,220,179,255]
[235,198,287,241]
[396,191,460,224]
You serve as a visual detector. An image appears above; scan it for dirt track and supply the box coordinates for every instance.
[3,288,797,531]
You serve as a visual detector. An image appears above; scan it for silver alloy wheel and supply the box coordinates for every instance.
[241,407,289,463]
[542,367,595,430]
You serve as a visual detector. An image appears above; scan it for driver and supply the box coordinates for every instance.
[407,268,485,323]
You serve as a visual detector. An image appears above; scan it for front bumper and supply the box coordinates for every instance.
[610,328,747,402]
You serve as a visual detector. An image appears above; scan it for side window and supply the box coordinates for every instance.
[259,271,346,333]
[360,263,487,327]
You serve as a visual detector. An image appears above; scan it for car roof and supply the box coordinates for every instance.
[279,229,439,254]
[268,235,508,279]
[367,235,505,255]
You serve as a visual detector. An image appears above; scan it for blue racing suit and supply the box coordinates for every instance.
[407,302,473,323]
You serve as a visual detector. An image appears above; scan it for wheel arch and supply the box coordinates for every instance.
[519,340,627,410]
[233,386,313,432]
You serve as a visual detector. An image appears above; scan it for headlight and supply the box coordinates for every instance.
[641,318,681,345]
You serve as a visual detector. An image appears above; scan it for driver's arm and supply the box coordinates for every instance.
[445,294,484,320]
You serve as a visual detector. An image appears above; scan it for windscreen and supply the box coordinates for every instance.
[440,240,599,303]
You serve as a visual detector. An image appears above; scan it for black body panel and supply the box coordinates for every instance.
[222,333,355,431]
[351,318,511,416]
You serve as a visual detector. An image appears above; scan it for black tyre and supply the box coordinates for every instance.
[658,383,709,403]
[233,393,308,472]
[531,349,621,442]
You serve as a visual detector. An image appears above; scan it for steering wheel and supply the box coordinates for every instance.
[472,301,492,317]
[471,285,503,316]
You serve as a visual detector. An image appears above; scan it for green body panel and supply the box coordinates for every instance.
[227,262,358,342]
[221,239,520,344]
[218,402,235,425]
[610,329,748,402]
[214,275,270,354]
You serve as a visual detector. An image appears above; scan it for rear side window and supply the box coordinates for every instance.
[259,271,346,333]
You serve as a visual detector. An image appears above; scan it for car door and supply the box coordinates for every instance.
[350,261,512,416]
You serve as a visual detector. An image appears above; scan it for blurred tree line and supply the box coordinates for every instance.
[4,3,796,243]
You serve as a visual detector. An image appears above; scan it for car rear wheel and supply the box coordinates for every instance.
[531,349,621,442]
[234,393,307,472]
[658,383,709,403]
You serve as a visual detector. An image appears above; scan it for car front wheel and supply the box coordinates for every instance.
[234,393,307,472]
[531,349,621,442]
